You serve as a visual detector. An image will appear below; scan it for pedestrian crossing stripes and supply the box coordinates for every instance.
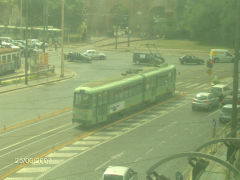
[176,81,210,92]
[17,167,51,173]
[2,92,201,180]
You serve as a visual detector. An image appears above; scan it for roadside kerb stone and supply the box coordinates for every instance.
[0,70,75,94]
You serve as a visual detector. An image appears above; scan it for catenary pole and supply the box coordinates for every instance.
[232,0,240,138]
[60,0,64,77]
[25,0,29,85]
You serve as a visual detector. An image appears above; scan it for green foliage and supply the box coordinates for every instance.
[110,5,129,28]
[170,0,236,46]
[19,0,86,33]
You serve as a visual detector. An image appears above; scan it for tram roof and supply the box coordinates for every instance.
[0,48,19,54]
[74,63,175,94]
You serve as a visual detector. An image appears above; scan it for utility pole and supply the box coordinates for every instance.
[42,0,48,53]
[60,0,64,77]
[232,0,240,138]
[25,0,29,85]
[20,0,23,38]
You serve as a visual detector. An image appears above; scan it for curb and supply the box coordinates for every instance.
[0,74,74,94]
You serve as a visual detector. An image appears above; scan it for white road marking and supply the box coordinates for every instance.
[95,152,124,171]
[193,84,208,89]
[72,140,100,145]
[17,167,51,173]
[0,111,72,138]
[95,131,122,136]
[59,146,89,151]
[145,148,153,155]
[157,121,177,132]
[12,95,189,180]
[183,82,193,87]
[83,135,111,141]
[4,178,34,180]
[134,157,142,163]
[187,83,201,88]
[0,123,72,159]
[46,152,78,158]
[42,159,64,165]
[176,82,184,85]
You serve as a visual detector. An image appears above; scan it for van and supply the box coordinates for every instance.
[219,104,240,123]
[210,49,233,63]
[102,166,138,180]
[211,84,232,99]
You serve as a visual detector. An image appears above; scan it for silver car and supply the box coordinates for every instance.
[83,50,106,60]
[192,92,219,111]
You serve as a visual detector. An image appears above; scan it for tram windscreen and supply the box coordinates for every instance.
[74,93,90,106]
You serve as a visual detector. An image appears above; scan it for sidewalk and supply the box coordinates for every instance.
[0,67,74,94]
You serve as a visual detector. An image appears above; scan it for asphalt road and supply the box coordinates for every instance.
[0,48,234,179]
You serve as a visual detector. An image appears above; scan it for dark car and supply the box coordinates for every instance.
[192,92,219,111]
[133,52,165,66]
[66,52,91,63]
[179,55,204,64]
[221,94,240,106]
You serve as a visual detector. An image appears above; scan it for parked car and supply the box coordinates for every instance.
[102,166,138,180]
[211,84,232,100]
[133,52,165,66]
[221,94,240,106]
[0,37,14,44]
[83,50,106,60]
[179,55,204,64]
[66,52,91,63]
[219,104,240,123]
[210,49,233,63]
[192,92,219,111]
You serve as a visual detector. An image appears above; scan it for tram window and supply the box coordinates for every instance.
[98,94,102,104]
[7,55,11,62]
[103,92,108,103]
[92,95,97,105]
[13,54,16,60]
[74,93,81,105]
[2,56,6,63]
[74,93,90,106]
[82,94,90,105]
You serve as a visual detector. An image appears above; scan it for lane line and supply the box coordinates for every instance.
[0,111,72,138]
[0,123,71,155]
[95,152,124,171]
[0,95,184,180]
[0,107,72,133]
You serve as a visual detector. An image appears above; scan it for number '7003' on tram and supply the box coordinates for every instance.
[72,62,176,127]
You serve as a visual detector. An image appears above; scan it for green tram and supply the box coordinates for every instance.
[0,49,21,75]
[72,63,176,126]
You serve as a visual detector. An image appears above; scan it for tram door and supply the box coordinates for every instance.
[96,92,108,124]
[96,93,103,123]
[151,77,157,101]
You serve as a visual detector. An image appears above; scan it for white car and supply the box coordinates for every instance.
[211,84,232,99]
[210,49,233,63]
[102,166,138,180]
[83,50,106,60]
